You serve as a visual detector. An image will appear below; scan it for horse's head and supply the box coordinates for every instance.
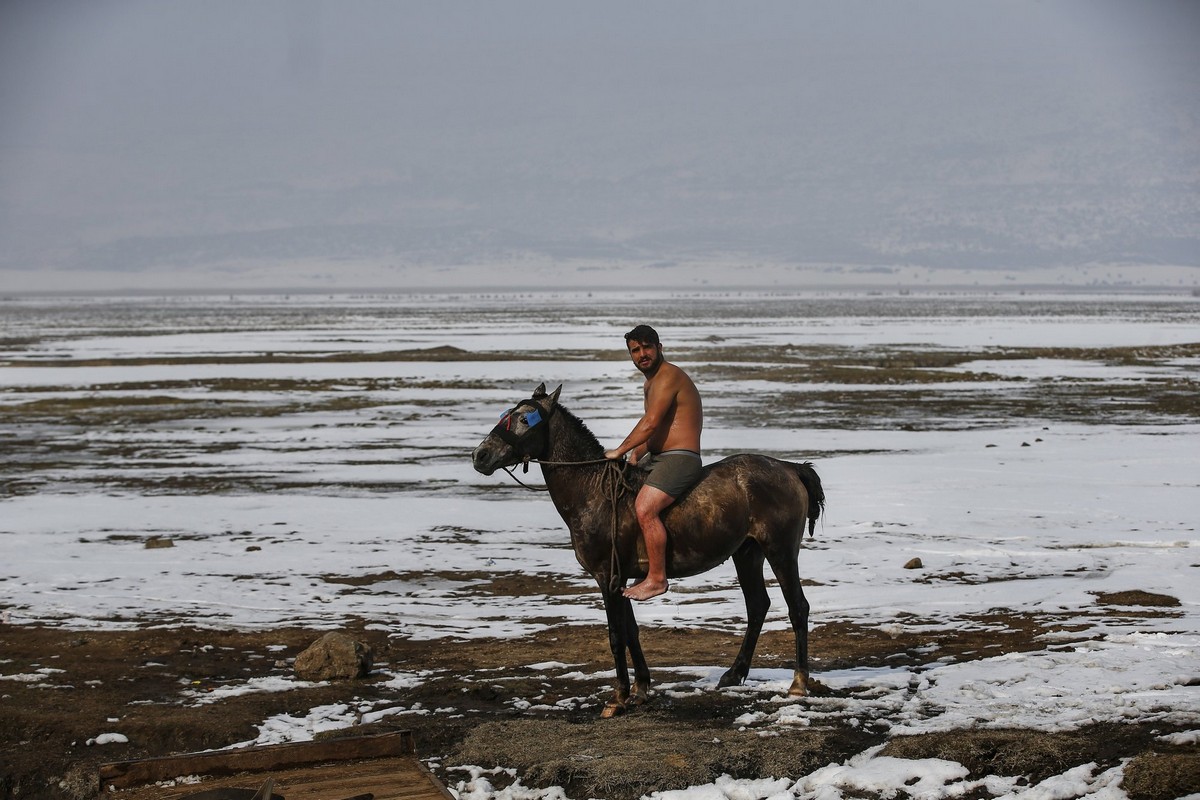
[472,383,562,475]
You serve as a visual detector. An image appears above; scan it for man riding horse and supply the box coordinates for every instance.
[473,379,824,712]
[604,325,704,601]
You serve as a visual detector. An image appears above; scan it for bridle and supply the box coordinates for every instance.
[488,400,553,476]
[490,399,620,477]
[487,400,557,485]
[486,399,634,591]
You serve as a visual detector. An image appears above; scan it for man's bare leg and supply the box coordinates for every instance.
[624,485,674,601]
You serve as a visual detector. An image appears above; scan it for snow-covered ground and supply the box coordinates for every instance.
[1,291,1197,799]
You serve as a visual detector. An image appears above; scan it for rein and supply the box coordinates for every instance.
[499,455,610,491]
[500,456,635,594]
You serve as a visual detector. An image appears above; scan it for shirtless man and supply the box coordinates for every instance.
[604,325,703,600]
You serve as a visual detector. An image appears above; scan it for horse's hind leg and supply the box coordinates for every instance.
[765,545,811,696]
[719,540,769,688]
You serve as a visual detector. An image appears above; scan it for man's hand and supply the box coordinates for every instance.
[604,449,623,460]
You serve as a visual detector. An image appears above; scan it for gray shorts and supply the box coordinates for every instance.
[638,450,703,498]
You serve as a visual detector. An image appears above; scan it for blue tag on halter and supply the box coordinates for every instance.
[525,409,542,427]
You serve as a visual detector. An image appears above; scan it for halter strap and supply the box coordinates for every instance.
[491,401,551,449]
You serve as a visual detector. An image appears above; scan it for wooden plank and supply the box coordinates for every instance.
[99,731,416,791]
[252,758,457,800]
[107,756,455,800]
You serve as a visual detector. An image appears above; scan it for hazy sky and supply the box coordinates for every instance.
[1,1,1197,291]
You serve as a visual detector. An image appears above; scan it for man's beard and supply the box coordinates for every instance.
[636,350,664,375]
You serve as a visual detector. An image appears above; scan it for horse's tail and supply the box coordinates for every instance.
[792,461,825,537]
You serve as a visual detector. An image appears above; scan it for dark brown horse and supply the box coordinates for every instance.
[471,384,825,716]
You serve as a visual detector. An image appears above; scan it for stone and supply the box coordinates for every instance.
[293,632,373,681]
[903,557,924,570]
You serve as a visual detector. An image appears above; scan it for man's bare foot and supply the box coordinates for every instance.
[623,579,668,601]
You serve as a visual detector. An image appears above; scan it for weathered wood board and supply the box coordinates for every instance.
[99,731,456,800]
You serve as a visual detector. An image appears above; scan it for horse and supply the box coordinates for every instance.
[471,383,825,717]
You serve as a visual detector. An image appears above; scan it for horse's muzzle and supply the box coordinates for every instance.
[471,443,500,475]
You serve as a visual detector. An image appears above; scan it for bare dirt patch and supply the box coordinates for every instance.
[1093,590,1182,608]
[2,609,1195,800]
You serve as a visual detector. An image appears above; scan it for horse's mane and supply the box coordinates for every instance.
[554,402,605,455]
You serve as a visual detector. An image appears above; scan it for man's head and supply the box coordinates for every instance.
[624,324,660,348]
[624,324,663,375]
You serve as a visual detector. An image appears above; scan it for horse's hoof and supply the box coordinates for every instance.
[787,672,809,697]
[600,699,626,719]
[717,669,743,689]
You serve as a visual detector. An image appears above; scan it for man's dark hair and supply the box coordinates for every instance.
[624,324,660,346]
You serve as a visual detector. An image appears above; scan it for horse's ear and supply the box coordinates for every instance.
[548,384,562,407]
[532,383,547,398]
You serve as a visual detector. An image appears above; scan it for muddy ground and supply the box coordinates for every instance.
[3,600,1197,800]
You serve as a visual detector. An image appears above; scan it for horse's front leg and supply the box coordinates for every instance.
[598,580,652,717]
[600,581,633,717]
[622,594,651,709]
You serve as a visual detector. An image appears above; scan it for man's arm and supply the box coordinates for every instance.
[604,411,661,459]
[605,371,679,460]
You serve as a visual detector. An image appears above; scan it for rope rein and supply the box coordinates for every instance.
[601,459,637,593]
[499,455,610,491]
[500,455,635,594]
